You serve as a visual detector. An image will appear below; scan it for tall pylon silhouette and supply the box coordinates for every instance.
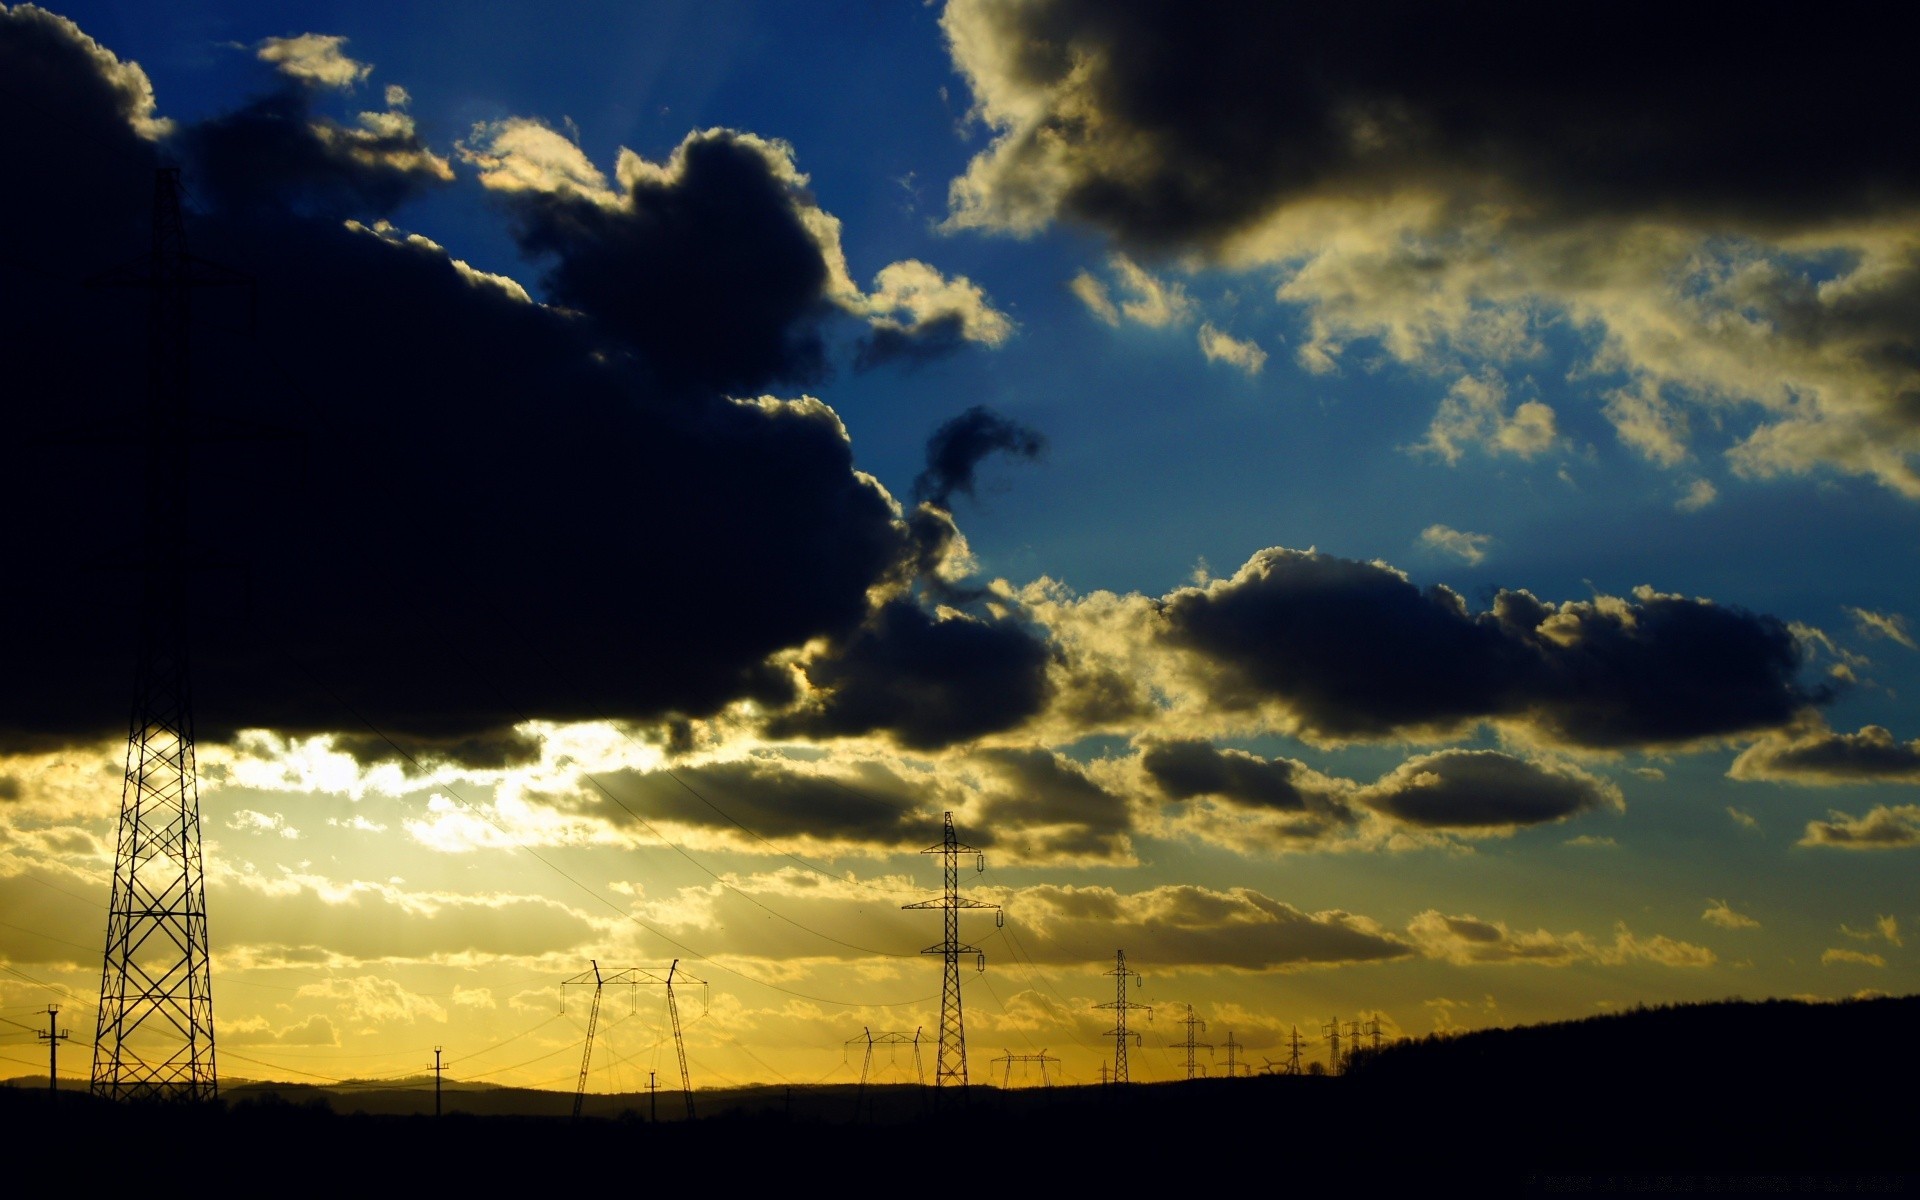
[903,811,1000,1088]
[1096,950,1150,1083]
[90,168,248,1101]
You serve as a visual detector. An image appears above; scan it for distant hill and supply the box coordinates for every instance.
[6,995,1913,1192]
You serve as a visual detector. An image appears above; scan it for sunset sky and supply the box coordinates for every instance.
[3,1,1916,1095]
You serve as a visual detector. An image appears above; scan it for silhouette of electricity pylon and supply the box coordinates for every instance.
[847,1027,926,1121]
[903,811,1000,1089]
[991,1049,1060,1088]
[89,167,251,1102]
[1095,950,1149,1083]
[562,960,705,1118]
[1219,1029,1251,1078]
[1171,1004,1213,1080]
[1284,1024,1306,1075]
[1324,1016,1343,1075]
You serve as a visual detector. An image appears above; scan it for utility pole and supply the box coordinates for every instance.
[647,1071,659,1123]
[38,1006,70,1096]
[90,167,248,1103]
[432,1046,446,1116]
[1172,1004,1213,1080]
[1324,1017,1342,1075]
[1095,950,1150,1083]
[902,811,1001,1089]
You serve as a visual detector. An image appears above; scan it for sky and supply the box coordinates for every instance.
[2,1,1917,1094]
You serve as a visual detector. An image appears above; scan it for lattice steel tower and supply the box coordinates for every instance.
[90,168,245,1100]
[904,811,1000,1088]
[1173,1004,1212,1080]
[1096,949,1149,1083]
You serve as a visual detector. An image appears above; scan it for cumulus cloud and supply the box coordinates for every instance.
[1821,948,1886,968]
[855,259,1014,369]
[223,1013,341,1047]
[1119,547,1824,749]
[766,600,1053,751]
[464,123,847,393]
[1419,524,1491,565]
[1068,254,1191,327]
[1009,884,1411,970]
[1358,750,1622,833]
[939,0,1920,496]
[1702,899,1760,930]
[1798,805,1920,850]
[1730,723,1920,784]
[465,121,1008,381]
[1846,607,1917,650]
[1197,322,1266,374]
[0,18,928,758]
[1410,372,1559,465]
[1128,739,1359,851]
[1409,911,1714,968]
[1676,479,1718,512]
[256,33,372,89]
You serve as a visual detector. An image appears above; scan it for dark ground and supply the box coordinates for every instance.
[8,995,1914,1193]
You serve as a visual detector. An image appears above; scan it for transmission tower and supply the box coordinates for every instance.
[1172,1004,1213,1080]
[89,167,249,1102]
[1219,1029,1250,1078]
[570,960,606,1119]
[562,961,705,1118]
[1367,1012,1385,1052]
[991,1049,1060,1088]
[1324,1016,1342,1075]
[1284,1024,1306,1075]
[1346,1018,1365,1069]
[1095,950,1150,1083]
[903,811,1001,1088]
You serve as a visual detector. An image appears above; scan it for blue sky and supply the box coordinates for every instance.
[2,1,1916,1092]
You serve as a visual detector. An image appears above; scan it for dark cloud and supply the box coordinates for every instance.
[572,757,928,849]
[855,311,968,372]
[1159,549,1826,748]
[183,86,450,221]
[912,405,1046,510]
[1799,805,1920,850]
[1359,749,1620,831]
[969,747,1134,861]
[491,128,838,396]
[329,729,544,773]
[1009,883,1412,970]
[1141,739,1321,811]
[1134,740,1358,851]
[1730,724,1920,784]
[943,0,1919,250]
[765,600,1053,751]
[0,13,915,759]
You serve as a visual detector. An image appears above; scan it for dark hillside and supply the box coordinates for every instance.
[7,996,1912,1192]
